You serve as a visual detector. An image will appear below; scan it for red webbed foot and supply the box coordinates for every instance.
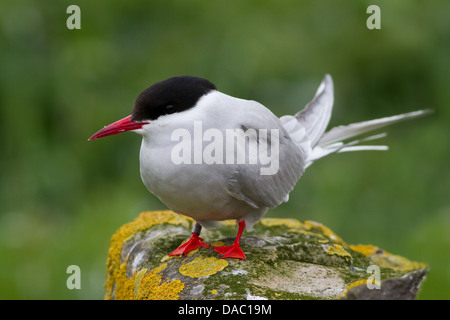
[213,244,246,260]
[170,232,210,257]
[213,220,246,260]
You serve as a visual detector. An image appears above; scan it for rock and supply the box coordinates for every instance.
[104,210,428,300]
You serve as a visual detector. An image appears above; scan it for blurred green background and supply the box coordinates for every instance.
[0,0,448,299]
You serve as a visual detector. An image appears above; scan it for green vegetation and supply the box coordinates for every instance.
[0,0,448,299]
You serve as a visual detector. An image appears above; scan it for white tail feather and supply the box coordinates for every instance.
[305,132,389,167]
[283,74,433,168]
[317,109,432,147]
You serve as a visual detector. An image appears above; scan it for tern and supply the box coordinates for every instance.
[89,75,430,260]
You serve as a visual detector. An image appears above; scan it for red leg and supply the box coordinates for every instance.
[213,220,246,260]
[170,223,210,257]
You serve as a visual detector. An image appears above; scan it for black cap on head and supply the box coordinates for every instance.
[131,76,217,121]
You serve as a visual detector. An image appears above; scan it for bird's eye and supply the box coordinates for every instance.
[164,104,176,114]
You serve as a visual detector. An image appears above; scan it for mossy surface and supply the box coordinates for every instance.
[105,210,428,300]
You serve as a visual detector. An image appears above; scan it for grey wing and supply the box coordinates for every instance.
[226,121,306,209]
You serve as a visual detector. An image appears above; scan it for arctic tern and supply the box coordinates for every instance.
[89,75,430,260]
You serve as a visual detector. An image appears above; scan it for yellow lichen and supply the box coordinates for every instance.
[349,244,380,256]
[349,244,428,272]
[105,210,193,300]
[260,218,332,240]
[114,263,185,300]
[304,221,348,246]
[340,279,368,298]
[219,220,237,226]
[187,249,199,256]
[134,268,148,297]
[260,218,304,229]
[210,241,225,247]
[371,252,428,273]
[136,263,185,300]
[326,244,352,261]
[179,256,228,278]
[113,263,136,300]
[160,255,171,262]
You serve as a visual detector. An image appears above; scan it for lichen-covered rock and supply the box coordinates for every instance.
[105,210,428,300]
